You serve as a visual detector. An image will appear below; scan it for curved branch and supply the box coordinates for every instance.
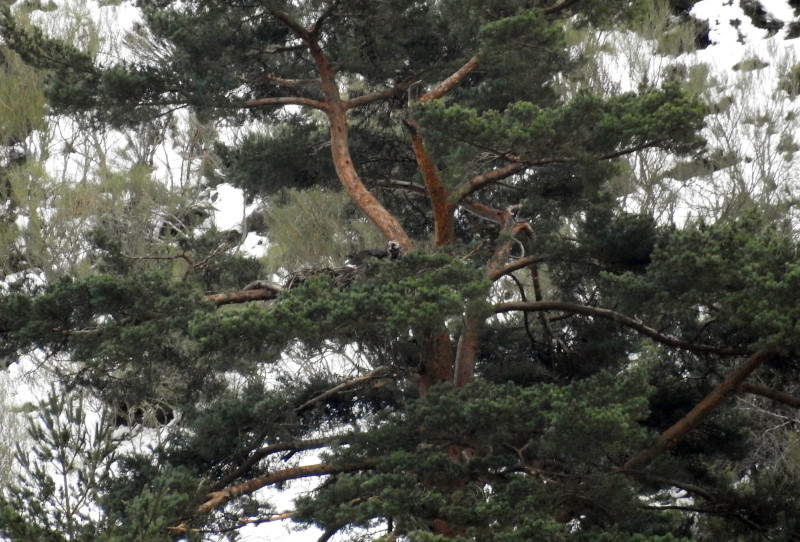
[453,162,528,203]
[404,118,455,246]
[487,256,544,281]
[493,301,748,356]
[460,199,510,225]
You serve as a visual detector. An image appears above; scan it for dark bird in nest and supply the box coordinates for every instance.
[347,240,402,266]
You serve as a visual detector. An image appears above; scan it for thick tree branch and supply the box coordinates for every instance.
[453,162,528,203]
[542,0,581,15]
[460,199,511,225]
[243,96,327,110]
[623,350,775,471]
[203,288,280,306]
[296,366,392,412]
[487,255,544,281]
[404,118,455,246]
[374,179,428,195]
[200,460,377,514]
[493,301,748,356]
[419,56,479,103]
[738,382,800,408]
[345,78,417,110]
[212,436,342,491]
[260,73,321,86]
[270,7,413,250]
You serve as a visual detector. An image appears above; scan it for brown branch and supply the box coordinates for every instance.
[243,96,327,110]
[374,179,428,195]
[271,4,413,251]
[260,73,321,86]
[310,0,341,36]
[295,366,392,412]
[404,118,455,246]
[213,436,341,491]
[345,78,418,110]
[453,162,528,203]
[738,382,800,408]
[542,0,581,15]
[203,288,280,306]
[487,255,543,281]
[493,301,748,356]
[623,350,775,472]
[419,55,480,102]
[200,460,377,514]
[460,199,510,225]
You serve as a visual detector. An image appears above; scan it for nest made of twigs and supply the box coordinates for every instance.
[283,265,359,291]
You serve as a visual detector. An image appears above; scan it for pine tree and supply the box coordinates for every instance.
[2,1,800,541]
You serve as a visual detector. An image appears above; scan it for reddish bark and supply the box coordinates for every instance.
[418,333,455,396]
[419,56,479,103]
[404,118,455,247]
[454,315,483,387]
[327,106,413,250]
[623,350,775,471]
[269,10,413,252]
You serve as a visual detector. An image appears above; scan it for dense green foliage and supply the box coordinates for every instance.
[2,1,800,541]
